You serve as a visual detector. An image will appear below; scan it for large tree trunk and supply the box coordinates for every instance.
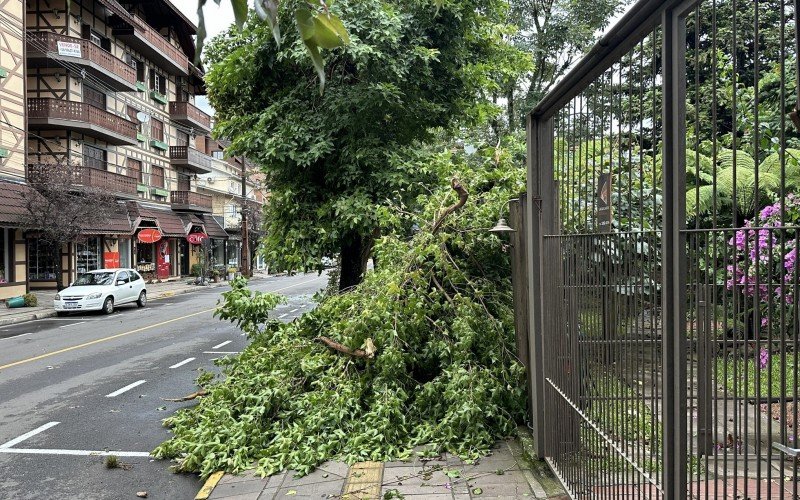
[338,232,372,291]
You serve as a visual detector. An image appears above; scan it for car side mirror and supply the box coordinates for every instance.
[116,280,125,286]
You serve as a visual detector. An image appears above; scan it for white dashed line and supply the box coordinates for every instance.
[0,422,60,449]
[279,313,288,318]
[202,351,238,354]
[212,340,231,349]
[0,448,151,457]
[169,357,196,369]
[290,308,299,313]
[59,321,85,329]
[105,380,146,398]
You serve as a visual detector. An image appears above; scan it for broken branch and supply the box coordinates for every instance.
[316,336,371,358]
[432,178,468,234]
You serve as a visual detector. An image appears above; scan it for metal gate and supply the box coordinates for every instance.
[524,0,800,498]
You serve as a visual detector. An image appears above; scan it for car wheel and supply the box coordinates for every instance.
[103,297,114,315]
[137,291,147,308]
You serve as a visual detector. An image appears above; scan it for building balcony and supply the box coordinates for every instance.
[170,146,212,174]
[171,190,212,212]
[169,101,211,133]
[74,166,138,198]
[109,15,188,76]
[26,32,137,92]
[27,98,138,146]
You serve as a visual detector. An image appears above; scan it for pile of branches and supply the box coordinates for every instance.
[153,150,527,478]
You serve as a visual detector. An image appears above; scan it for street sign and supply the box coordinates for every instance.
[596,173,613,232]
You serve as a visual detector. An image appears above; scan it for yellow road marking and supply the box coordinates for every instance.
[195,471,225,500]
[0,276,324,372]
[342,461,384,499]
[0,309,214,372]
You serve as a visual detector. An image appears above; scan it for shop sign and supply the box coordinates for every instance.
[57,41,82,58]
[186,232,208,245]
[104,251,120,269]
[596,173,613,232]
[137,262,156,272]
[137,228,162,243]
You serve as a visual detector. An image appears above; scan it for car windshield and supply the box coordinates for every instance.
[73,272,116,286]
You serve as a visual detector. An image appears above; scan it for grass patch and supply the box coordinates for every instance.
[715,352,800,398]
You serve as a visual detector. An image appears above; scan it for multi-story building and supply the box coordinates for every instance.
[195,137,266,273]
[22,0,238,287]
[0,0,31,300]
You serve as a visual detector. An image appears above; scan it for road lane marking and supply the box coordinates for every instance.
[0,422,60,449]
[290,308,299,313]
[0,448,151,457]
[0,332,36,340]
[212,340,231,349]
[169,357,196,369]
[59,321,85,329]
[105,380,146,398]
[279,313,288,318]
[0,276,325,371]
[203,351,238,354]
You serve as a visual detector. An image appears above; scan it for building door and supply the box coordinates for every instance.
[84,85,105,110]
[156,240,170,279]
[178,239,190,275]
[177,174,190,191]
[176,130,189,147]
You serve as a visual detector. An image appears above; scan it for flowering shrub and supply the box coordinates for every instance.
[727,195,800,336]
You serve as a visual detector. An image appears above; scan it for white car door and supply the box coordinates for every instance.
[129,271,145,299]
[115,270,135,303]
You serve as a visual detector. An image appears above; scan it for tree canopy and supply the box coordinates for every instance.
[205,0,528,290]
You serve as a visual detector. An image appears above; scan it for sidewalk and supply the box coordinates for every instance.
[197,429,567,500]
[0,272,268,327]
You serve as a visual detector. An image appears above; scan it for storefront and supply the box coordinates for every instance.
[131,204,189,280]
[202,215,228,275]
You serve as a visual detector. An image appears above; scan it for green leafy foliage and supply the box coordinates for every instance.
[153,138,528,479]
[204,0,526,290]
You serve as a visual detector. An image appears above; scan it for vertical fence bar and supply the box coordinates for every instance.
[525,114,552,458]
[661,6,688,499]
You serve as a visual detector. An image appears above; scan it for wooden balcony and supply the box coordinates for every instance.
[27,98,138,146]
[109,15,188,75]
[169,145,212,174]
[171,190,212,212]
[26,32,137,92]
[169,101,211,133]
[74,166,138,197]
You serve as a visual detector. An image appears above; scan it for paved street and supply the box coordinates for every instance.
[0,272,328,500]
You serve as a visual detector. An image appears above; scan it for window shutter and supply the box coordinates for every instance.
[81,24,91,40]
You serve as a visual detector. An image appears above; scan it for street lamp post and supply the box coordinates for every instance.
[240,157,250,278]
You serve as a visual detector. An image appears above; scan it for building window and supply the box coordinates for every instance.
[176,130,189,147]
[151,166,165,188]
[28,239,58,281]
[127,158,142,182]
[212,151,224,160]
[127,105,143,132]
[83,144,106,170]
[151,118,164,142]
[131,57,145,82]
[76,237,101,274]
[150,69,166,94]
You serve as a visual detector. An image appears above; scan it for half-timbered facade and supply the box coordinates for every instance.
[24,0,217,287]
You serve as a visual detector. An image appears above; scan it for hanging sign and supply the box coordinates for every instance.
[186,232,208,245]
[57,41,82,58]
[137,228,162,243]
[596,173,613,232]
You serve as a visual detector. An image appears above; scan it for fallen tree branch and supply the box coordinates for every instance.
[162,390,208,402]
[316,336,371,358]
[432,178,468,234]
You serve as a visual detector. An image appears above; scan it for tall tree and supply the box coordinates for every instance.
[206,0,525,290]
[22,163,117,290]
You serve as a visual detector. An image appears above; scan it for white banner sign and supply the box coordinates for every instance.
[56,41,82,58]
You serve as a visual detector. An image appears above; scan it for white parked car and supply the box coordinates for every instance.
[54,268,147,315]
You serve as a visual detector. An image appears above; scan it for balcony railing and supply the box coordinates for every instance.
[169,145,212,174]
[26,32,137,91]
[74,166,137,196]
[169,101,211,133]
[27,98,138,145]
[110,15,188,75]
[171,190,213,211]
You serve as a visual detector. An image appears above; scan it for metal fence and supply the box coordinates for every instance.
[523,0,800,498]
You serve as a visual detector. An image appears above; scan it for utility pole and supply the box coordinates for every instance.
[240,156,250,278]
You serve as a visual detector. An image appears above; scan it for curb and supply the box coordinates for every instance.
[195,471,224,500]
[0,310,57,327]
